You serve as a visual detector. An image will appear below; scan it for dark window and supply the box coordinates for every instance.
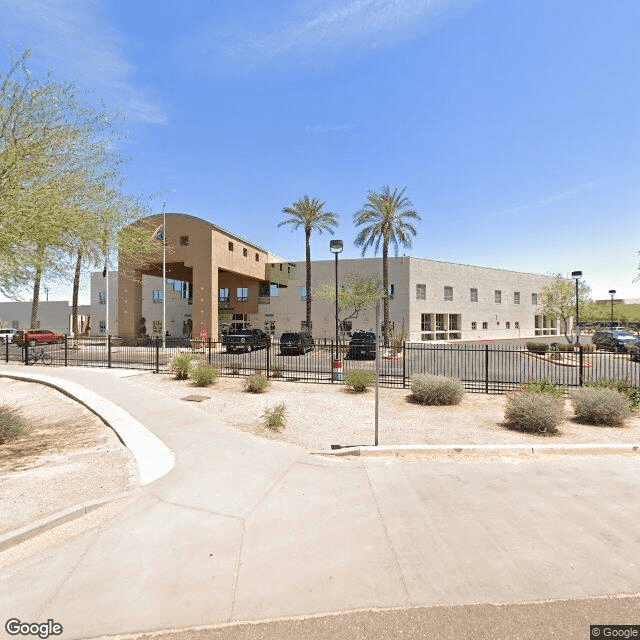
[180,236,189,246]
[228,242,234,251]
[243,248,248,257]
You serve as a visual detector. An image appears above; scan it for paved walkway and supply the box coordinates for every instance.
[1,366,640,639]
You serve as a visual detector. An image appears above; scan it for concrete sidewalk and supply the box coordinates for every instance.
[1,366,640,639]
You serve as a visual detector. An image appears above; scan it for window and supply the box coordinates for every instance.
[152,290,163,303]
[514,291,520,304]
[179,236,189,246]
[482,322,488,330]
[270,284,279,298]
[237,287,248,302]
[340,320,352,332]
[444,286,453,301]
[436,314,446,331]
[470,288,478,303]
[471,321,477,330]
[300,285,308,301]
[228,241,234,251]
[421,314,431,331]
[416,284,426,300]
[99,320,106,333]
[495,290,502,304]
[532,293,538,305]
[388,284,395,300]
[98,291,106,304]
[255,253,260,262]
[243,248,248,257]
[448,314,459,331]
[219,287,230,302]
[506,321,510,329]
[153,320,162,333]
[515,321,520,329]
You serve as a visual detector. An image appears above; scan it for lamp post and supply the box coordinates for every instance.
[571,270,582,344]
[329,239,343,364]
[609,289,616,325]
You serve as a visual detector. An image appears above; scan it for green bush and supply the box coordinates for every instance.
[271,363,285,378]
[571,387,631,426]
[526,342,549,353]
[0,404,26,444]
[550,342,574,353]
[584,378,640,410]
[171,353,197,380]
[262,402,286,430]
[244,373,270,393]
[409,374,465,406]
[190,364,219,387]
[344,369,376,392]
[504,392,565,435]
[520,378,566,399]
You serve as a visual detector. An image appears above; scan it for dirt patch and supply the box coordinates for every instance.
[0,378,139,534]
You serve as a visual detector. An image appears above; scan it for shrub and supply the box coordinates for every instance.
[571,387,631,426]
[271,363,285,378]
[585,378,640,410]
[580,343,595,354]
[262,402,286,430]
[526,342,549,353]
[190,364,219,387]
[344,369,376,392]
[504,392,565,435]
[171,353,197,380]
[520,378,566,399]
[410,374,465,406]
[550,342,574,353]
[244,373,270,393]
[0,404,26,444]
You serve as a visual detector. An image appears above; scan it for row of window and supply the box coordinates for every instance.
[219,284,280,303]
[416,284,537,306]
[228,241,260,262]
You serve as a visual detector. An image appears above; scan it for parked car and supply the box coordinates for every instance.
[0,328,20,343]
[593,330,640,353]
[347,330,377,360]
[279,332,315,355]
[15,329,65,347]
[223,328,271,353]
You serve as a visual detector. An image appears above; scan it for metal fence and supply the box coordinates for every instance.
[4,336,640,393]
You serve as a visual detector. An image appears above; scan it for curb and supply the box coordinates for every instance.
[0,490,137,552]
[316,443,640,458]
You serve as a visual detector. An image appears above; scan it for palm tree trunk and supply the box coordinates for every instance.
[71,249,83,335]
[382,240,389,347]
[305,228,312,332]
[30,246,45,328]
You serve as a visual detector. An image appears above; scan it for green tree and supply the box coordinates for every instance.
[538,275,592,343]
[354,186,420,346]
[279,195,338,332]
[315,272,385,329]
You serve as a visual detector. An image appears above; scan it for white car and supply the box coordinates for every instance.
[0,328,20,343]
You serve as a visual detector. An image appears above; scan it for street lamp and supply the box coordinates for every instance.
[329,239,343,364]
[609,289,616,325]
[571,271,582,344]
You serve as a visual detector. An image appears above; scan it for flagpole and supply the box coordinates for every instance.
[162,202,166,350]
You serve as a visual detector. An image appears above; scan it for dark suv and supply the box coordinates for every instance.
[223,328,271,353]
[347,330,376,360]
[593,330,640,353]
[279,332,315,356]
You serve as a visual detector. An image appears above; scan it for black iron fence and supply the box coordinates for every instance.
[3,336,640,393]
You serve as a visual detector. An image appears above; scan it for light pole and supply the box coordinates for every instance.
[329,239,343,363]
[609,289,616,325]
[571,270,582,344]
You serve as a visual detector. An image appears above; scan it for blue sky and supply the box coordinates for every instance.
[3,0,639,303]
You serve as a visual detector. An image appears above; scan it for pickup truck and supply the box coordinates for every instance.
[223,328,271,353]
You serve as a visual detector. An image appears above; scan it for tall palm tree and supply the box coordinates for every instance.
[279,196,339,333]
[354,186,421,346]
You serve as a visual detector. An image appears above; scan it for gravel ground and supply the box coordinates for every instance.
[131,372,640,450]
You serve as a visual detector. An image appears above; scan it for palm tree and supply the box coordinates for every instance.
[354,186,421,346]
[279,196,339,333]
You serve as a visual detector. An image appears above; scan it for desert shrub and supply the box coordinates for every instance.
[190,364,219,387]
[244,373,270,393]
[504,392,565,435]
[526,342,549,353]
[271,363,285,378]
[171,353,197,380]
[585,378,640,410]
[262,402,286,430]
[0,404,26,444]
[410,374,465,406]
[571,387,631,426]
[550,342,574,353]
[344,369,376,392]
[520,378,566,399]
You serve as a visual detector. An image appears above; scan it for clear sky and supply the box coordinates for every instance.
[3,0,639,304]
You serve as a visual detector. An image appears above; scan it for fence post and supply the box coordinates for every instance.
[64,335,68,367]
[4,336,8,363]
[484,344,489,394]
[108,335,112,368]
[207,337,212,365]
[330,340,334,383]
[578,345,584,387]
[24,343,29,366]
[266,339,271,377]
[402,341,407,388]
[155,337,160,374]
